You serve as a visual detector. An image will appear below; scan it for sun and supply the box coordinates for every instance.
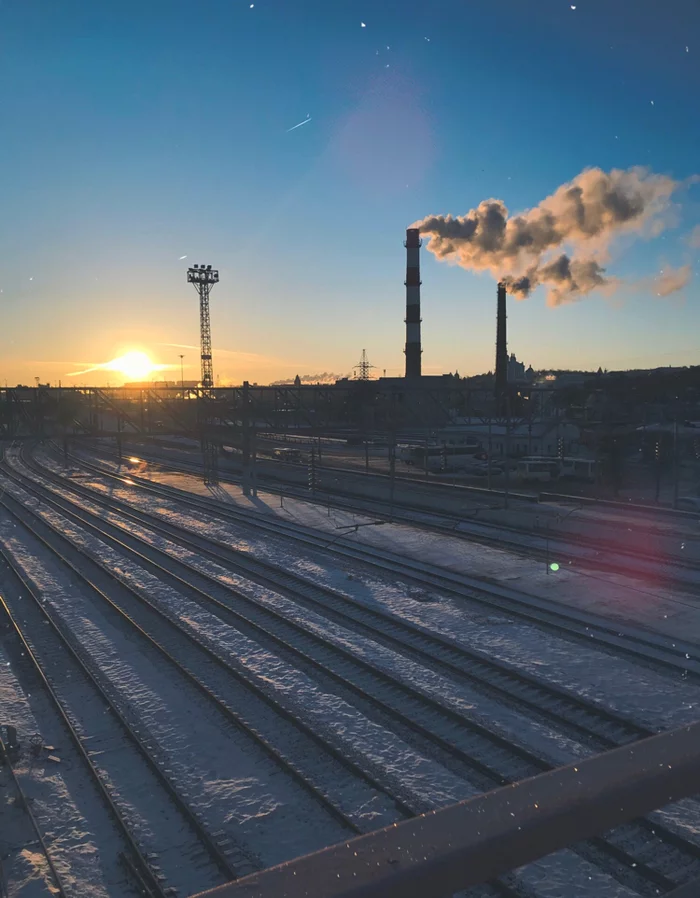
[66,349,174,381]
[110,351,158,381]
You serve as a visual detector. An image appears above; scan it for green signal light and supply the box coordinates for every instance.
[549,562,560,572]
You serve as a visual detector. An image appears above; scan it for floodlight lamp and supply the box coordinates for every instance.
[194,264,199,269]
[206,265,212,270]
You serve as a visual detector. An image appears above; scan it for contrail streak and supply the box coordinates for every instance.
[287,115,311,132]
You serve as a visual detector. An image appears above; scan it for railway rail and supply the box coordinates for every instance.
[84,440,700,579]
[0,556,231,898]
[7,453,660,751]
[0,492,404,831]
[0,726,68,898]
[6,451,700,893]
[34,443,700,679]
[0,455,530,898]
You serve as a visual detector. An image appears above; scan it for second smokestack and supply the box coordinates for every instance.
[495,281,508,410]
[405,228,422,378]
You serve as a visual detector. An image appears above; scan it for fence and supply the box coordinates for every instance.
[192,721,700,898]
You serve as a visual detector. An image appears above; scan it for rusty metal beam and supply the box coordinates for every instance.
[191,721,700,898]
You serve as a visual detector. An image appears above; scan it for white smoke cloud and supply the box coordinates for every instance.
[267,372,350,385]
[652,264,692,297]
[413,166,683,306]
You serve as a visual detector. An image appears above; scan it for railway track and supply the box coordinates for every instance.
[0,553,233,898]
[0,458,530,898]
[81,440,700,581]
[36,443,700,679]
[8,452,658,752]
[0,727,68,898]
[0,492,404,827]
[7,451,700,894]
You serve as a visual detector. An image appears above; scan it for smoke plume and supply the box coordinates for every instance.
[267,372,351,385]
[652,264,692,297]
[413,166,681,305]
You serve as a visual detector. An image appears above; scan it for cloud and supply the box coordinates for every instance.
[652,264,692,297]
[688,225,700,249]
[413,166,683,305]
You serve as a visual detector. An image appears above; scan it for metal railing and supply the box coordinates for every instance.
[192,720,700,898]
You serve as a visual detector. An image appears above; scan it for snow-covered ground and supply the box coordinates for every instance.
[128,437,700,553]
[2,446,700,897]
[0,508,369,874]
[26,450,700,734]
[73,446,700,646]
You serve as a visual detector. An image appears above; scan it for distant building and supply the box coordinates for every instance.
[441,418,582,457]
[503,354,534,385]
[506,354,523,383]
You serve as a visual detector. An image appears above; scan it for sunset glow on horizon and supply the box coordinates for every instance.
[0,0,698,388]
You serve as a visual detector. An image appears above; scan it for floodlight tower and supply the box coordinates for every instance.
[187,263,219,390]
[187,263,220,484]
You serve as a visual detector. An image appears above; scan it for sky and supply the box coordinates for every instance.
[1,0,699,386]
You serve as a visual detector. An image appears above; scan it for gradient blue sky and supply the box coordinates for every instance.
[1,0,698,385]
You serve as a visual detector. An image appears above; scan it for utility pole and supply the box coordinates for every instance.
[308,446,318,495]
[187,263,219,484]
[504,399,511,511]
[654,438,662,504]
[389,436,396,522]
[179,354,185,394]
[241,380,252,497]
[673,400,680,509]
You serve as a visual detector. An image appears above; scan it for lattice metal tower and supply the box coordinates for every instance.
[187,263,219,484]
[187,264,219,389]
[354,349,376,381]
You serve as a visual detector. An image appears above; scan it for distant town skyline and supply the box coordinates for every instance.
[1,0,698,387]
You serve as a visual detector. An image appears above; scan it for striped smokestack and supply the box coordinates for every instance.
[404,227,422,378]
[495,281,508,409]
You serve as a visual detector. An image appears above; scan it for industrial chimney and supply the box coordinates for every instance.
[495,281,508,411]
[404,228,422,378]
